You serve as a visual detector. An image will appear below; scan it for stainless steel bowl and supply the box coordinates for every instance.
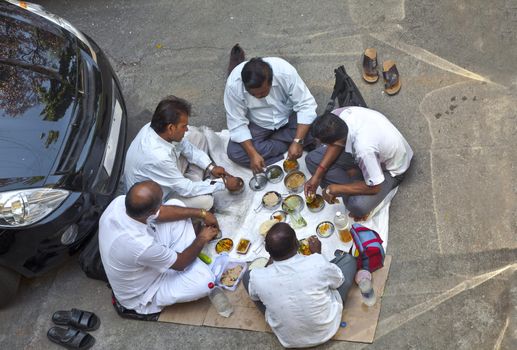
[284,170,306,194]
[262,191,282,210]
[249,173,268,191]
[270,210,287,222]
[227,176,245,195]
[306,194,325,213]
[316,221,335,238]
[283,159,299,173]
[265,165,284,183]
[282,194,305,212]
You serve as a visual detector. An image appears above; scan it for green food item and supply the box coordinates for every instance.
[269,168,281,178]
[198,252,212,264]
[283,196,300,211]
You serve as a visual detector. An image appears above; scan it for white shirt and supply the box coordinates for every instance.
[224,57,318,143]
[124,123,225,199]
[339,107,413,186]
[248,254,344,348]
[98,196,178,314]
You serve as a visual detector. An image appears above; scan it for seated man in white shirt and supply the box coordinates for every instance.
[225,57,318,173]
[99,180,219,315]
[243,222,356,348]
[305,106,413,220]
[124,96,242,210]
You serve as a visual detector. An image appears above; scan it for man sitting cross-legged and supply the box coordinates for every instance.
[242,222,356,348]
[99,180,219,315]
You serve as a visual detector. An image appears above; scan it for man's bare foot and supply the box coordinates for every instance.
[228,44,245,75]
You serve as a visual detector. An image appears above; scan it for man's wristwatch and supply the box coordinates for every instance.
[207,163,216,173]
[293,138,304,145]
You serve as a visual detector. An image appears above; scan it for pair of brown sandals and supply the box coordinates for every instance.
[362,48,401,95]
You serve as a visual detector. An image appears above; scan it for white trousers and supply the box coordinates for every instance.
[151,199,214,310]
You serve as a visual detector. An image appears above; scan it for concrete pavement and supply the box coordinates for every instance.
[1,0,515,349]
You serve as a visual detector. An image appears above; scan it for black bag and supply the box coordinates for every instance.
[78,230,108,282]
[325,65,368,112]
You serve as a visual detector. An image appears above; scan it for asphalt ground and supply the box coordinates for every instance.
[1,1,516,349]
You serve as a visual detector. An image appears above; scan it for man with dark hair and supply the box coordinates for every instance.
[125,95,242,210]
[305,106,413,220]
[224,56,318,173]
[243,222,356,348]
[99,180,220,314]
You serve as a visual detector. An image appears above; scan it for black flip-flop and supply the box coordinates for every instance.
[52,308,100,331]
[47,327,95,350]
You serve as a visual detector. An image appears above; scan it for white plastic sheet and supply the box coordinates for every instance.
[196,126,396,262]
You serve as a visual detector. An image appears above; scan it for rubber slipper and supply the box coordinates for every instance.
[382,60,401,95]
[47,327,95,350]
[362,48,379,83]
[52,308,100,331]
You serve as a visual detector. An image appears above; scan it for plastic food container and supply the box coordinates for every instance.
[210,253,248,291]
[236,238,251,255]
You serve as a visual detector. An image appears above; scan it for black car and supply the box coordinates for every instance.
[0,1,127,306]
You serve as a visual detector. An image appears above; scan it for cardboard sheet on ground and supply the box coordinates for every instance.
[159,256,391,343]
[157,127,396,343]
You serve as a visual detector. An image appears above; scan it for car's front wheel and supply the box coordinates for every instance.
[0,266,20,308]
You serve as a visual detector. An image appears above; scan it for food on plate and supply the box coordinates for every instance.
[270,210,287,222]
[236,239,251,254]
[220,265,244,287]
[316,221,335,238]
[259,219,279,236]
[307,194,325,212]
[283,159,299,172]
[215,238,234,253]
[267,166,283,180]
[285,172,305,189]
[263,191,280,207]
[298,239,311,256]
[282,195,303,212]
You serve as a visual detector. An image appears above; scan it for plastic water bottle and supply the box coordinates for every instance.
[355,270,377,307]
[208,282,233,317]
[334,211,352,243]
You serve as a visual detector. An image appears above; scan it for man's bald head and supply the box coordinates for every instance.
[265,222,298,261]
[125,180,163,219]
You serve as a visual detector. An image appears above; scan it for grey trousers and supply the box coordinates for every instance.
[305,145,404,217]
[242,253,357,314]
[227,114,313,168]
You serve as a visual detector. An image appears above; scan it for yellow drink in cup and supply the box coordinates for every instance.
[334,211,352,243]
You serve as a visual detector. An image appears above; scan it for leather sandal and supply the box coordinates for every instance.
[362,48,379,83]
[47,327,95,350]
[382,60,401,95]
[227,43,245,76]
[52,308,100,331]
